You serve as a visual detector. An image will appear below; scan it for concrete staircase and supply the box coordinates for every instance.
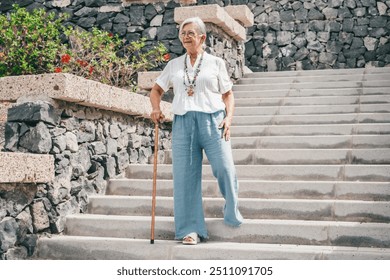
[36,67,390,260]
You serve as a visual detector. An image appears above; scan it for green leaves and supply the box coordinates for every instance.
[0,4,169,91]
[0,4,65,76]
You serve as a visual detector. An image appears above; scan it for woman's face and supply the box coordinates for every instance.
[180,23,205,52]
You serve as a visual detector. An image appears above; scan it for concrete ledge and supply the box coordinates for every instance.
[122,0,195,6]
[0,74,173,122]
[174,4,247,41]
[224,5,254,28]
[0,152,54,183]
[138,71,162,90]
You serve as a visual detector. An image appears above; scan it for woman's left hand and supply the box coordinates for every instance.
[219,116,232,141]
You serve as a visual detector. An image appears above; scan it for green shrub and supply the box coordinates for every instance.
[0,5,67,76]
[56,27,168,91]
[0,5,169,91]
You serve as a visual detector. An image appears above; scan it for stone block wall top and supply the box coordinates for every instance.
[224,5,254,28]
[138,71,162,90]
[174,4,247,41]
[0,74,173,122]
[0,152,54,183]
[122,0,196,6]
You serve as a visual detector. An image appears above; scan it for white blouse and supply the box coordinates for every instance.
[155,52,233,116]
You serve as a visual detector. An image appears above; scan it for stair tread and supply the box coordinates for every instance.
[66,214,390,227]
[36,235,390,260]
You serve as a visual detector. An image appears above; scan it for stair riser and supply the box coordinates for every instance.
[125,165,390,182]
[64,217,390,248]
[238,74,390,85]
[233,88,390,99]
[233,81,390,92]
[235,95,390,107]
[36,237,390,260]
[234,104,390,116]
[244,68,389,78]
[230,136,390,149]
[233,114,390,126]
[163,149,390,165]
[107,180,390,201]
[231,124,390,137]
[88,197,390,223]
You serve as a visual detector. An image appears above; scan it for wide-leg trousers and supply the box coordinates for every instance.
[172,110,243,240]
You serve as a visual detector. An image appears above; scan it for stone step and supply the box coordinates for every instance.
[63,215,390,248]
[234,104,390,116]
[243,68,390,78]
[235,95,390,107]
[36,236,390,260]
[232,81,390,92]
[87,196,390,223]
[107,179,390,201]
[125,164,390,182]
[238,74,390,85]
[231,124,390,137]
[163,149,390,165]
[232,113,390,126]
[233,88,390,99]
[230,135,390,149]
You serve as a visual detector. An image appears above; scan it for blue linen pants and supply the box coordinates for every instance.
[172,110,243,240]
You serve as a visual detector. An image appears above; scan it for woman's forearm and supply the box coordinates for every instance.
[222,90,235,118]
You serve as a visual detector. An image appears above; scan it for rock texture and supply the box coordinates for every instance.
[0,100,171,259]
[0,0,388,72]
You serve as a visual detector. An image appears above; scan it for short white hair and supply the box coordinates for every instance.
[179,17,207,38]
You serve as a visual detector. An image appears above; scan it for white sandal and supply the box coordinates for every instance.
[182,232,199,245]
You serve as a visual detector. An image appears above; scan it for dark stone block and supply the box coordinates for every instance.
[129,6,146,25]
[157,25,178,40]
[327,21,341,32]
[369,28,387,38]
[280,10,294,22]
[145,4,157,20]
[7,102,59,126]
[370,16,387,28]
[350,37,364,49]
[125,32,141,42]
[343,47,366,58]
[295,8,308,21]
[163,9,175,24]
[338,7,353,18]
[377,43,390,55]
[364,51,377,61]
[4,123,19,152]
[353,25,368,37]
[245,40,256,57]
[342,18,354,32]
[326,41,343,54]
[309,20,326,31]
[77,17,96,28]
[112,23,127,36]
[85,0,106,7]
[308,8,324,20]
[19,122,52,154]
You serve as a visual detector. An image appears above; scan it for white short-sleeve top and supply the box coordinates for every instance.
[155,52,233,116]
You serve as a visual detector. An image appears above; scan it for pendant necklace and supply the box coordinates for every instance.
[183,52,204,96]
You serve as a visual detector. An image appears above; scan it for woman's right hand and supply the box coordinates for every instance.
[151,109,165,124]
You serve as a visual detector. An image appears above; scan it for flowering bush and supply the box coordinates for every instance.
[0,5,66,76]
[55,27,168,91]
[0,5,170,91]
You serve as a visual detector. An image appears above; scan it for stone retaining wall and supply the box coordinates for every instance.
[0,0,388,72]
[0,74,172,259]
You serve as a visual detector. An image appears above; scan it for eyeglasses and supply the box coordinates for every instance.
[179,31,198,38]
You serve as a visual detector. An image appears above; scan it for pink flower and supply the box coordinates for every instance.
[54,67,62,73]
[163,53,170,62]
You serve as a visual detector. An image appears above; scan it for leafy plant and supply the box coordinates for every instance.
[56,27,169,91]
[0,4,67,76]
[0,5,170,92]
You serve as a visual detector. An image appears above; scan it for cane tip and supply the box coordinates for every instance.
[150,239,154,244]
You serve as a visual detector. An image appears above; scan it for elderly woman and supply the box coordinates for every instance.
[150,17,243,245]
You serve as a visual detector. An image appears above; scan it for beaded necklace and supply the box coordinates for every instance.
[183,52,204,96]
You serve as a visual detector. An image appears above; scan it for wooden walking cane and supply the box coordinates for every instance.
[150,122,159,244]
